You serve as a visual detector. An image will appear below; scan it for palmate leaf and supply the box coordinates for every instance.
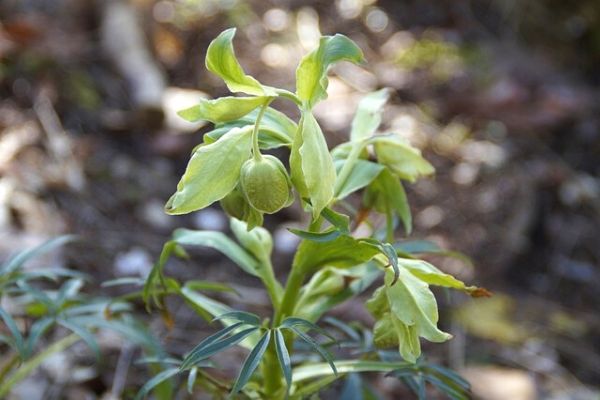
[165,125,253,215]
[180,323,255,370]
[230,330,271,396]
[205,28,275,96]
[280,317,337,375]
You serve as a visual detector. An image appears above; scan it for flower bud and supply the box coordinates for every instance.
[240,155,291,214]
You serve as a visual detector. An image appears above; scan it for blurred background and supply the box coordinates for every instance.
[1,0,599,399]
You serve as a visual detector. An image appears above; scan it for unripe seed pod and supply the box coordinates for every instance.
[240,155,291,214]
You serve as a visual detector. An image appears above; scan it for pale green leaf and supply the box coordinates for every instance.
[172,228,260,277]
[296,34,364,108]
[205,107,296,149]
[350,89,390,141]
[373,135,434,182]
[364,168,412,234]
[291,360,411,383]
[290,111,336,218]
[334,159,384,199]
[205,28,274,96]
[230,218,273,265]
[165,125,252,214]
[400,258,473,292]
[292,235,380,274]
[177,96,267,123]
[385,269,451,343]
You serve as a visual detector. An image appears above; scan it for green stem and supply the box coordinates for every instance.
[333,140,367,198]
[0,334,80,397]
[262,259,283,311]
[274,88,302,106]
[252,100,272,161]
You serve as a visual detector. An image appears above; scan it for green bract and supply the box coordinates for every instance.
[240,155,292,214]
[147,27,484,400]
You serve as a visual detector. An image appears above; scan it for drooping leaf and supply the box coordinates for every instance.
[292,235,380,274]
[180,322,244,370]
[177,96,267,123]
[25,316,54,357]
[182,327,258,369]
[321,207,350,234]
[288,227,342,243]
[291,360,412,383]
[205,28,274,96]
[187,367,198,394]
[171,228,260,277]
[230,330,271,396]
[280,317,336,342]
[205,107,296,150]
[165,125,253,215]
[296,34,364,108]
[230,218,273,265]
[274,329,292,393]
[57,318,100,359]
[372,135,434,183]
[290,111,336,219]
[364,168,412,234]
[385,269,452,344]
[350,88,390,142]
[288,326,337,375]
[0,307,25,358]
[334,159,385,200]
[1,235,76,275]
[212,311,261,327]
[400,258,481,295]
[134,367,180,400]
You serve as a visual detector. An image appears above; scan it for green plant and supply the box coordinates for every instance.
[0,237,172,398]
[142,28,487,399]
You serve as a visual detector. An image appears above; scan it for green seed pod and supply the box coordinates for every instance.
[220,186,249,220]
[240,155,292,214]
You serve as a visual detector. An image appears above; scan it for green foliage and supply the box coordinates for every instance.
[139,27,487,399]
[0,237,170,399]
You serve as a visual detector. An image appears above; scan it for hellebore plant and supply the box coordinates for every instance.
[141,28,486,399]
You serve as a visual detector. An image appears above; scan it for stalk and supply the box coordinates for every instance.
[252,100,272,161]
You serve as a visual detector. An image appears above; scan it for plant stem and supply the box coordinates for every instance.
[252,100,272,161]
[333,140,367,198]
